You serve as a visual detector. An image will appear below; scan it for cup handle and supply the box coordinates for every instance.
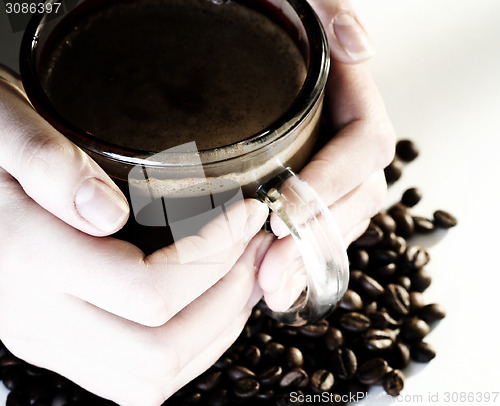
[256,167,349,326]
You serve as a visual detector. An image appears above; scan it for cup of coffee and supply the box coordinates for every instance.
[20,0,349,326]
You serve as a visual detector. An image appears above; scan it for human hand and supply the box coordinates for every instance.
[0,67,270,405]
[258,0,396,311]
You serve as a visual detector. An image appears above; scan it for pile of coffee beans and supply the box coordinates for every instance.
[0,139,457,406]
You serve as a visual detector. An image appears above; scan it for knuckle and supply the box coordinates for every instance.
[18,133,66,177]
[132,284,172,327]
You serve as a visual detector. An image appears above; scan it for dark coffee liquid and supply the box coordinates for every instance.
[40,0,307,151]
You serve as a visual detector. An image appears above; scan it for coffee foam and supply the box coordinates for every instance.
[128,102,322,199]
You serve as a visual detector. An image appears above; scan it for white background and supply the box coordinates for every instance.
[354,0,500,405]
[1,0,500,405]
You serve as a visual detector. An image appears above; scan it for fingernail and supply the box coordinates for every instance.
[331,12,374,62]
[244,201,269,243]
[271,214,289,239]
[75,178,129,233]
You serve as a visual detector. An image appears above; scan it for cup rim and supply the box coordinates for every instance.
[20,0,330,167]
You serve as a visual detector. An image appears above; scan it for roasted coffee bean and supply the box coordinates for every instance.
[338,289,364,311]
[240,325,253,340]
[50,375,71,393]
[371,249,399,265]
[183,392,202,404]
[433,210,458,228]
[263,342,285,362]
[410,341,436,362]
[368,310,400,329]
[195,371,223,391]
[223,345,244,363]
[206,388,229,406]
[401,187,422,207]
[233,377,260,399]
[310,369,334,392]
[2,367,25,391]
[325,327,344,351]
[384,159,404,183]
[0,353,23,368]
[358,273,385,299]
[396,276,411,291]
[413,216,435,233]
[339,312,371,333]
[25,365,49,378]
[213,356,232,370]
[400,317,430,343]
[254,333,273,345]
[410,269,432,292]
[418,303,446,322]
[372,213,397,233]
[255,389,274,401]
[383,369,405,396]
[226,365,255,381]
[354,222,384,247]
[363,329,396,351]
[241,345,261,367]
[6,390,30,406]
[298,320,329,337]
[391,210,415,238]
[364,300,378,313]
[388,342,411,369]
[373,263,397,279]
[248,307,263,322]
[285,347,304,369]
[387,202,408,216]
[258,365,283,386]
[349,249,370,269]
[349,270,364,283]
[380,231,398,249]
[357,358,389,385]
[24,382,52,405]
[384,284,410,316]
[330,347,357,380]
[279,368,309,388]
[389,235,407,256]
[68,386,92,402]
[409,291,426,312]
[404,245,430,270]
[278,327,300,341]
[396,139,419,162]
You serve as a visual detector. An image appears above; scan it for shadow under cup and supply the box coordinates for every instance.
[21,0,347,326]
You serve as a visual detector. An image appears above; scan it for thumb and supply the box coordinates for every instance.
[308,0,375,64]
[0,68,129,236]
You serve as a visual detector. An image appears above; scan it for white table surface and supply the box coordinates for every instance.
[1,0,500,405]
